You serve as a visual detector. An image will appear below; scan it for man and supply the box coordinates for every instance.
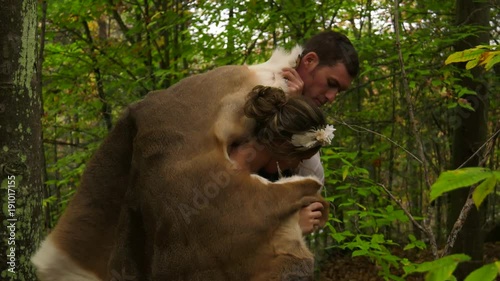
[282,30,360,106]
[280,30,360,234]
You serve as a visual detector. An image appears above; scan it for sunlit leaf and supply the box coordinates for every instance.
[407,254,470,274]
[464,262,500,281]
[465,58,479,69]
[445,48,486,65]
[426,264,458,281]
[446,45,499,71]
[472,174,497,208]
[430,168,493,201]
[484,52,500,70]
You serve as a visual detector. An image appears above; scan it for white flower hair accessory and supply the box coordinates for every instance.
[290,125,336,148]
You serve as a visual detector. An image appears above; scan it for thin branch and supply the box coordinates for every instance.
[393,0,438,258]
[131,0,168,71]
[457,127,500,169]
[106,0,136,44]
[269,0,303,38]
[440,187,476,257]
[38,0,53,231]
[441,127,500,256]
[50,125,102,138]
[342,62,443,96]
[378,184,435,242]
[60,26,150,93]
[43,139,89,148]
[241,19,276,65]
[325,1,342,30]
[392,2,431,187]
[82,20,113,131]
[333,118,422,164]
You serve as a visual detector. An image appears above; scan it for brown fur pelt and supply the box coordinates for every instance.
[33,62,328,280]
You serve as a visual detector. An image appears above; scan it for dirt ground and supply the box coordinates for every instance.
[318,243,500,281]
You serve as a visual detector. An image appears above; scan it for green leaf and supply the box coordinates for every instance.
[371,234,385,244]
[408,234,416,242]
[331,232,347,243]
[457,87,477,97]
[472,174,497,208]
[445,48,486,65]
[464,262,500,281]
[403,254,469,280]
[352,249,368,257]
[430,168,493,202]
[458,101,475,111]
[445,46,499,71]
[431,79,442,87]
[408,254,470,274]
[342,165,349,180]
[404,244,415,250]
[484,52,500,70]
[426,264,458,281]
[465,58,479,69]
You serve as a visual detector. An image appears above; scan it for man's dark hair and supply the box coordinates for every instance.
[302,30,360,78]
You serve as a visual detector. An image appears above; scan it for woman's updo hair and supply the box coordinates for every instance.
[244,85,326,158]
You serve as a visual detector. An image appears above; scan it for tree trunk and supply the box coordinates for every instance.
[447,0,491,279]
[0,0,44,279]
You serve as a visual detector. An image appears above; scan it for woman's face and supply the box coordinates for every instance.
[262,151,317,174]
[262,157,301,174]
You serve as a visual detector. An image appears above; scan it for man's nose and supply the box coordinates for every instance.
[325,90,338,103]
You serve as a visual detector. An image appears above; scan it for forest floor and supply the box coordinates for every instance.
[318,243,500,281]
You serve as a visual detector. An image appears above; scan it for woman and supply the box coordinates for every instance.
[229,85,335,234]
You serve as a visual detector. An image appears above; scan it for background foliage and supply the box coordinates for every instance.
[38,0,499,279]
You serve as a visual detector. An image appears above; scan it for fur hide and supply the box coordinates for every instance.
[32,47,328,281]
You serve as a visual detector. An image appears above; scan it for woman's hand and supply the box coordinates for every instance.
[281,67,304,97]
[299,201,325,235]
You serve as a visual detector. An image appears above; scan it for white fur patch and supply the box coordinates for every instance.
[32,237,101,281]
[250,174,321,190]
[251,174,272,185]
[248,45,304,91]
[274,175,322,186]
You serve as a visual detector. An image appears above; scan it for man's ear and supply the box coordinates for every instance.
[301,52,319,71]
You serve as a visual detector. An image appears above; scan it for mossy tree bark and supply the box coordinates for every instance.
[0,0,43,280]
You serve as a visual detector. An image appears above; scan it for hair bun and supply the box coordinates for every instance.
[244,85,287,123]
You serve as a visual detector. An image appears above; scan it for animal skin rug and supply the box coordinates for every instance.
[32,46,329,281]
